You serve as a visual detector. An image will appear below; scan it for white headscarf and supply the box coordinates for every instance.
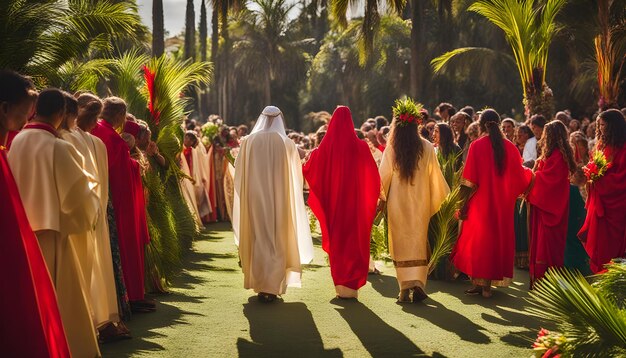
[249,106,287,137]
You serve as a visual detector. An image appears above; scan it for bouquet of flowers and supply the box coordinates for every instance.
[583,149,612,183]
[392,98,424,127]
[532,328,569,358]
[201,122,220,147]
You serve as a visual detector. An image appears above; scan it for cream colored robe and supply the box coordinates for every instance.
[8,128,101,358]
[65,128,121,327]
[180,154,203,226]
[379,139,450,290]
[190,145,212,218]
[233,133,314,295]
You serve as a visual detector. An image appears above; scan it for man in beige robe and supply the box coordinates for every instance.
[233,106,314,302]
[62,92,125,339]
[379,137,449,302]
[8,88,101,357]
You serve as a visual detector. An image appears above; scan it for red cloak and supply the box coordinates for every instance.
[528,150,569,282]
[0,150,70,357]
[578,143,626,273]
[451,136,533,283]
[303,106,380,290]
[91,120,147,301]
[183,146,193,175]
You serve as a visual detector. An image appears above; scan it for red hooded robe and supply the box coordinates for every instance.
[303,106,380,290]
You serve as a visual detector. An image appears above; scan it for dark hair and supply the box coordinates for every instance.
[36,88,66,118]
[530,114,547,129]
[538,121,576,174]
[237,124,249,134]
[184,130,199,147]
[355,129,365,140]
[375,116,388,131]
[436,123,457,158]
[63,92,78,116]
[479,109,506,175]
[420,109,429,121]
[518,125,534,138]
[0,70,35,105]
[436,102,456,118]
[460,106,474,118]
[390,117,424,182]
[598,109,626,149]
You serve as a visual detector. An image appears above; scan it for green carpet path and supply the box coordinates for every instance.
[101,222,546,357]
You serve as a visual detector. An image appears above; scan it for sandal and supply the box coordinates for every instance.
[397,289,411,303]
[464,286,482,295]
[257,292,277,303]
[412,287,428,302]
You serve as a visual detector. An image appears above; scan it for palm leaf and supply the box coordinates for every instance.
[528,268,626,357]
[593,260,626,309]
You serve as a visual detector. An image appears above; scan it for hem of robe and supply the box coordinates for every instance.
[335,285,358,298]
[245,270,302,296]
[36,231,101,358]
[395,266,428,290]
[472,277,512,287]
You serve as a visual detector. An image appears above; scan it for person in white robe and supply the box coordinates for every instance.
[233,106,314,302]
[8,88,101,358]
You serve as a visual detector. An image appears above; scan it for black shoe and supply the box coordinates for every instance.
[412,287,428,302]
[257,292,277,303]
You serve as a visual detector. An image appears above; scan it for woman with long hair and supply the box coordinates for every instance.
[527,121,577,285]
[451,109,533,298]
[578,109,626,273]
[433,122,462,171]
[379,108,449,303]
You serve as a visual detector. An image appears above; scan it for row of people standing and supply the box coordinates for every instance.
[1,70,159,357]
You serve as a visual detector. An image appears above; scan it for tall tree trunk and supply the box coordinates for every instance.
[219,1,229,121]
[209,2,219,115]
[152,0,164,57]
[410,0,425,99]
[199,0,208,119]
[200,0,208,62]
[184,0,196,60]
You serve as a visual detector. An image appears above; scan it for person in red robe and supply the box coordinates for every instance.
[578,109,626,273]
[303,106,380,299]
[451,109,533,298]
[527,120,577,285]
[91,97,155,313]
[0,70,70,357]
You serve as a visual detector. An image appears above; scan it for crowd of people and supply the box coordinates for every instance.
[2,66,626,357]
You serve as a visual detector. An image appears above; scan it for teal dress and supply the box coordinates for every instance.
[514,199,529,269]
[564,185,592,276]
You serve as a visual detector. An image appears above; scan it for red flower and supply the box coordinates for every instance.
[143,65,161,126]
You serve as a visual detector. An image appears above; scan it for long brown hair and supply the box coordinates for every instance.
[389,118,424,183]
[597,109,626,149]
[478,109,506,175]
[538,120,577,174]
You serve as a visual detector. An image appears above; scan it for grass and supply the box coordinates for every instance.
[101,222,547,357]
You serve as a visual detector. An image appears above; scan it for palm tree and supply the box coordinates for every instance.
[153,0,165,56]
[0,0,144,84]
[595,0,625,110]
[330,0,406,66]
[432,0,568,119]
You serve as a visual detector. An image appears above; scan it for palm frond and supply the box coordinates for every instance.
[109,49,150,116]
[52,58,115,93]
[593,260,626,309]
[528,268,626,357]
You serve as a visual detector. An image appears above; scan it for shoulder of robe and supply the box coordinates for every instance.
[55,138,85,164]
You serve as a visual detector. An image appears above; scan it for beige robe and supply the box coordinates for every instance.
[180,154,203,226]
[70,129,121,327]
[233,132,314,295]
[9,128,101,358]
[190,146,212,218]
[379,139,450,290]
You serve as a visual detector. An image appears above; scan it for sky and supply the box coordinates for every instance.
[136,0,208,36]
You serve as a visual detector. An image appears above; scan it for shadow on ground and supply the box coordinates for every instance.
[237,298,342,357]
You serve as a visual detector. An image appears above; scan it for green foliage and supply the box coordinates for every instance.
[593,260,626,309]
[370,216,390,261]
[427,151,462,275]
[528,266,626,357]
[0,0,145,83]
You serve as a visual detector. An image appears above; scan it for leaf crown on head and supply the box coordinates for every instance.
[392,98,424,127]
